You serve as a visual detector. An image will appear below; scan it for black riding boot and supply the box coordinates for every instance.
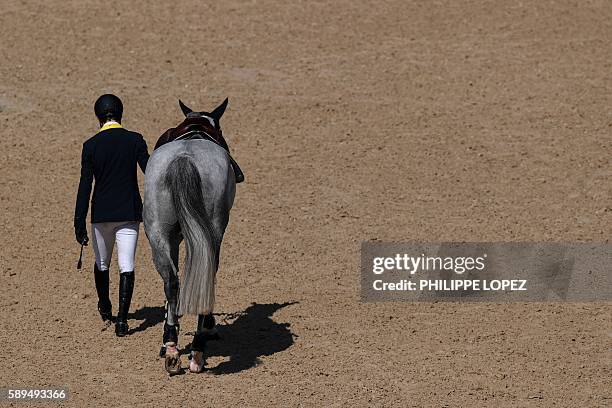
[93,264,112,322]
[115,271,135,337]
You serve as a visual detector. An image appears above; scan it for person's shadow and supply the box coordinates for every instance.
[186,301,298,375]
[129,305,165,335]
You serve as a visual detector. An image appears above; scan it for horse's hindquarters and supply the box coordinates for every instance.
[143,140,235,371]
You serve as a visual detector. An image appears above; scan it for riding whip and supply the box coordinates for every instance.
[76,241,85,270]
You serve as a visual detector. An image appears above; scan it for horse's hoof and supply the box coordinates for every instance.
[188,351,205,373]
[164,344,181,375]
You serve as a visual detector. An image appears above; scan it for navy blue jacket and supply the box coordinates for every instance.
[74,125,149,228]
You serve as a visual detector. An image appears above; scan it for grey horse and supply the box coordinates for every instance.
[143,100,236,374]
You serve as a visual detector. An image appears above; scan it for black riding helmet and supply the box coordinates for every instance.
[94,94,123,123]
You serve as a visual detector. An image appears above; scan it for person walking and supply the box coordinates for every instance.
[74,94,149,336]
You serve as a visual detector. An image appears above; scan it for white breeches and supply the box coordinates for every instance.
[91,221,140,273]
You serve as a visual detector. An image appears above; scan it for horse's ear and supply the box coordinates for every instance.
[211,98,228,120]
[178,99,193,116]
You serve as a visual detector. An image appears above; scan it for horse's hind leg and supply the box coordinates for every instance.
[148,224,182,374]
[189,314,214,373]
[200,313,219,339]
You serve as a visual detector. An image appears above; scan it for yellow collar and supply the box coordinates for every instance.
[99,122,123,132]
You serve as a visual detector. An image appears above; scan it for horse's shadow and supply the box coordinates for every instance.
[185,301,298,375]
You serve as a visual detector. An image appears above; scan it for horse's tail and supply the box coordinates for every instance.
[166,155,219,316]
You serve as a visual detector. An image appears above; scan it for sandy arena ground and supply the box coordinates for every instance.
[0,0,610,406]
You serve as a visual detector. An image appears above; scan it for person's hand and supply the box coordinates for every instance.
[75,225,89,246]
